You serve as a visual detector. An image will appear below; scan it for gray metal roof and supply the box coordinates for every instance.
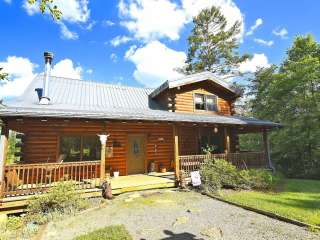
[149,71,241,98]
[0,74,280,127]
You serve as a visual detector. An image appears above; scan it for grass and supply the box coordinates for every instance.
[220,179,320,226]
[74,225,132,240]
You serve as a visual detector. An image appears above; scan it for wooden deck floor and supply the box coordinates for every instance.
[0,173,176,214]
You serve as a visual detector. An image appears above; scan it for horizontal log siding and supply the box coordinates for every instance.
[173,83,232,115]
[7,119,174,176]
[178,126,199,155]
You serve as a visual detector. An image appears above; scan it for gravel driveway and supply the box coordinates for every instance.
[40,189,319,240]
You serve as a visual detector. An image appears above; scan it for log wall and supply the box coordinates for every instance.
[7,118,175,176]
[155,81,235,115]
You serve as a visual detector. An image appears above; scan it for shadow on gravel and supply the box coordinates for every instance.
[160,230,204,240]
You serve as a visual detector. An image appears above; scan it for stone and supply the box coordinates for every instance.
[200,226,223,240]
[172,216,189,227]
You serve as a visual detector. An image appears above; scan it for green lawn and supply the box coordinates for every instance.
[74,225,132,240]
[220,179,320,226]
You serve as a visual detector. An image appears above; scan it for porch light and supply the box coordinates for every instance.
[214,126,218,133]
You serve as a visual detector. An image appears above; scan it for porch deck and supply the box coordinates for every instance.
[0,172,176,214]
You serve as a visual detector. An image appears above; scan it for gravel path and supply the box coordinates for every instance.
[41,189,319,240]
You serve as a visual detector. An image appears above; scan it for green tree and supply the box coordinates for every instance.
[0,68,8,81]
[249,34,320,178]
[28,0,62,20]
[182,6,249,76]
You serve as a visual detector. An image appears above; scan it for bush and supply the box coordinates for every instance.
[27,181,89,224]
[200,158,279,192]
[74,225,132,240]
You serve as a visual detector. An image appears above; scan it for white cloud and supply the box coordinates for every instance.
[23,0,90,23]
[86,69,93,74]
[102,20,115,27]
[51,59,82,79]
[182,0,244,38]
[125,41,186,87]
[119,0,186,41]
[246,18,263,36]
[0,56,37,98]
[58,22,79,40]
[23,0,90,40]
[273,27,288,39]
[118,0,244,42]
[0,57,82,98]
[110,53,118,63]
[239,53,270,73]
[254,38,274,47]
[110,36,132,47]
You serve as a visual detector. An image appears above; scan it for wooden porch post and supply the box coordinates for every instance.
[0,123,9,197]
[173,124,180,182]
[262,129,275,172]
[224,127,230,154]
[98,134,109,183]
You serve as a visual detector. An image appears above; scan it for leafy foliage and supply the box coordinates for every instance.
[182,6,249,77]
[0,68,8,81]
[27,181,89,224]
[248,34,320,178]
[200,158,279,192]
[74,225,133,240]
[28,0,62,20]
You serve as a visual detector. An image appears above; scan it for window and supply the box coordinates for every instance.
[60,136,101,162]
[206,95,217,111]
[194,94,217,112]
[194,94,205,110]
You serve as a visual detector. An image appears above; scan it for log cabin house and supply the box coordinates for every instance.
[0,52,280,201]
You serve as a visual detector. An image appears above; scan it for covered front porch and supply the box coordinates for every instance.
[0,118,275,200]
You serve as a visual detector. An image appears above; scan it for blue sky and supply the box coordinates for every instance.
[0,0,319,98]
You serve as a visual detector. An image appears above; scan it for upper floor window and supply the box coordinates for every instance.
[194,94,217,112]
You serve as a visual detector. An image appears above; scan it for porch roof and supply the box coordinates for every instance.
[0,75,281,128]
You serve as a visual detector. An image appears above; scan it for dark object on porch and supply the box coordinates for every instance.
[101,181,113,199]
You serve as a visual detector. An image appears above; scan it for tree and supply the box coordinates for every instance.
[249,34,320,178]
[28,0,62,20]
[182,6,249,77]
[0,68,8,81]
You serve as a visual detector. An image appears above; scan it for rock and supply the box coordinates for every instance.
[172,216,189,227]
[186,208,201,214]
[200,226,223,240]
[129,193,141,199]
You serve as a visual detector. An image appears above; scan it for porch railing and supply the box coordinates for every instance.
[1,161,100,197]
[179,151,267,177]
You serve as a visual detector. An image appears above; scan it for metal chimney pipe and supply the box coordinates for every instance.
[39,51,53,105]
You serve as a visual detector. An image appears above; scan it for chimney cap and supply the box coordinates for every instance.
[44,51,54,63]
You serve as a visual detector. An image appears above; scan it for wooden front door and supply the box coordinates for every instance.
[127,135,146,174]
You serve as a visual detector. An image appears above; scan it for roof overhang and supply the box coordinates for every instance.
[0,106,282,129]
[149,71,241,99]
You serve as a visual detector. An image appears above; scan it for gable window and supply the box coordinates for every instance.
[206,95,218,111]
[194,94,205,110]
[60,136,101,162]
[194,94,217,112]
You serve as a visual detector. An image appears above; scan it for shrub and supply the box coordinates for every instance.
[27,181,89,224]
[200,158,280,192]
[200,158,239,192]
[74,225,132,240]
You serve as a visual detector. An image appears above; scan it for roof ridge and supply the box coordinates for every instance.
[46,75,155,91]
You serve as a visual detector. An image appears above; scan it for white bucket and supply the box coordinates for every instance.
[113,171,120,178]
